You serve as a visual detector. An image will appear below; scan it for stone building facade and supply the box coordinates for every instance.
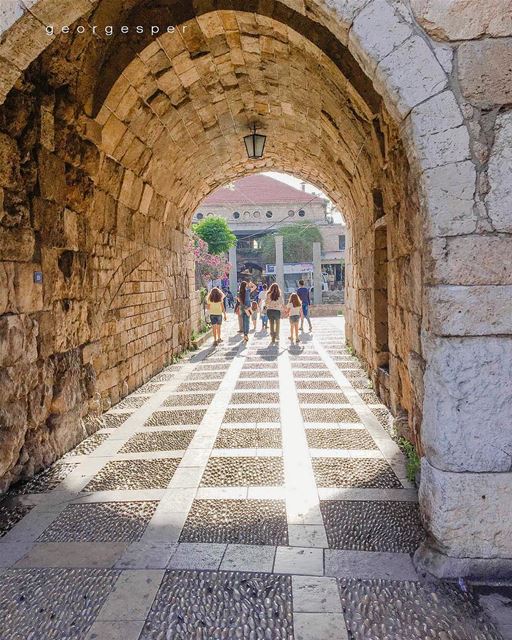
[0,0,510,579]
[193,173,346,286]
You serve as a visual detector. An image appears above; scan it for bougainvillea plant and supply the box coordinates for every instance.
[189,233,232,287]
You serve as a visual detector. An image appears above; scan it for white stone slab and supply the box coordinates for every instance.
[324,549,419,581]
[85,620,145,640]
[293,612,348,640]
[288,525,329,549]
[220,544,276,573]
[274,546,324,576]
[292,575,342,613]
[0,542,33,567]
[14,542,127,568]
[96,569,164,621]
[115,541,177,569]
[168,543,226,570]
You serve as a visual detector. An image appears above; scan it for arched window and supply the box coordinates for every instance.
[298,209,306,217]
[196,212,204,220]
[288,210,295,217]
[207,212,214,217]
[233,211,240,219]
[253,210,261,218]
[266,211,273,218]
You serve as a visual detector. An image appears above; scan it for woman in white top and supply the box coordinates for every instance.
[265,283,285,344]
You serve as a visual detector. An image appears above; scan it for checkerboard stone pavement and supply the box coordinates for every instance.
[0,318,506,640]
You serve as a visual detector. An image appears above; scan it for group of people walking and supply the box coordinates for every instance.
[206,279,313,346]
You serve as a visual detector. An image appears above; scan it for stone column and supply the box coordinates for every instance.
[313,242,322,305]
[414,333,512,580]
[228,245,237,295]
[275,235,285,293]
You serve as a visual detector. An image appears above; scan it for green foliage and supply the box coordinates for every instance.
[193,216,237,255]
[190,321,212,348]
[199,287,208,304]
[397,437,421,484]
[260,224,323,264]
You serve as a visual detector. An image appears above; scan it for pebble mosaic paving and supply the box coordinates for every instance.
[302,408,360,423]
[236,379,280,390]
[338,578,503,640]
[195,363,231,372]
[371,407,393,432]
[120,430,196,453]
[8,463,77,495]
[163,393,215,407]
[63,432,109,457]
[243,362,278,369]
[145,409,207,426]
[343,370,369,381]
[305,428,377,450]
[180,499,288,545]
[223,408,281,423]
[82,459,181,491]
[312,457,403,488]
[200,457,285,487]
[293,369,333,378]
[239,370,280,378]
[214,428,282,449]
[0,318,502,640]
[133,382,165,394]
[230,392,281,405]
[0,500,33,537]
[178,381,222,392]
[111,395,150,410]
[140,570,293,640]
[357,391,382,404]
[187,371,227,381]
[298,391,348,404]
[321,500,425,553]
[0,568,119,639]
[100,412,132,428]
[294,379,341,390]
[38,501,158,543]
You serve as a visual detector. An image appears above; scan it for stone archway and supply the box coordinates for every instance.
[0,0,510,580]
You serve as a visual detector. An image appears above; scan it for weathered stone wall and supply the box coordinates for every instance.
[97,261,173,407]
[0,61,191,491]
[406,0,512,576]
[344,126,423,445]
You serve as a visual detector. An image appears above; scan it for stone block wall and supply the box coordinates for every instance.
[190,291,204,334]
[0,64,191,491]
[344,131,423,446]
[97,261,173,407]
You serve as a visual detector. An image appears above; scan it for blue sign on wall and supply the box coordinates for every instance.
[33,271,43,284]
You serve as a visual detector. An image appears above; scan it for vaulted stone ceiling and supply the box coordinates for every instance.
[35,2,397,231]
[86,10,397,229]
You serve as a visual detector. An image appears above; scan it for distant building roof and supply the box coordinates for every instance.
[202,174,326,206]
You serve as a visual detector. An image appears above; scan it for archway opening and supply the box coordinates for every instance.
[0,6,423,494]
[4,0,504,587]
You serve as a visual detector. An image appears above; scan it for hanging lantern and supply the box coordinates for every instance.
[243,124,267,159]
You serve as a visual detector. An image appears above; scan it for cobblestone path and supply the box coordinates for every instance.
[0,319,504,639]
